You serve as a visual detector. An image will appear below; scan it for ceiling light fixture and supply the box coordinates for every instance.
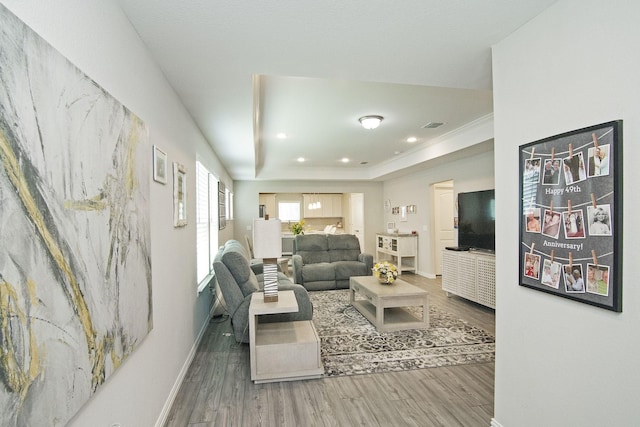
[297,157,305,162]
[406,137,417,143]
[341,158,349,163]
[358,115,384,130]
[277,132,288,139]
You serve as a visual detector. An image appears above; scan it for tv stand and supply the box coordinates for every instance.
[442,250,495,309]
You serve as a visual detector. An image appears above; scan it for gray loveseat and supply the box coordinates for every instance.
[292,234,373,291]
[213,240,313,343]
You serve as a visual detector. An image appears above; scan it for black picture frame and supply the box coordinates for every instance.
[519,120,623,312]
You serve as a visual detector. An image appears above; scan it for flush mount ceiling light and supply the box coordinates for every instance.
[358,115,384,130]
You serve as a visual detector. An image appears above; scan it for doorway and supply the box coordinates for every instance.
[432,180,455,275]
[349,193,365,251]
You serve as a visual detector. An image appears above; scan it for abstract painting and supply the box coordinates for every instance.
[0,5,152,426]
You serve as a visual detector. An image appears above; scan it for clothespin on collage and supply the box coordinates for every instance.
[569,252,573,269]
[591,193,597,208]
[592,132,599,148]
[592,250,598,266]
[550,249,555,263]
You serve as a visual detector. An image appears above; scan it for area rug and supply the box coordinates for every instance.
[309,289,495,377]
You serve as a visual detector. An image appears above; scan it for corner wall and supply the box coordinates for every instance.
[492,1,640,425]
[383,149,494,276]
[0,1,233,426]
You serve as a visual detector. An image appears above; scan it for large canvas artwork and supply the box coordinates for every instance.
[0,5,152,426]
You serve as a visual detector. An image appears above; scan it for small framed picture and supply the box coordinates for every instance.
[173,162,187,227]
[400,206,407,222]
[153,145,168,184]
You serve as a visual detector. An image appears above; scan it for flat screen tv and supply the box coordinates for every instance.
[457,189,495,252]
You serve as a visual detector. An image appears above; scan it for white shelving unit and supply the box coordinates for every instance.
[442,249,495,309]
[375,233,418,274]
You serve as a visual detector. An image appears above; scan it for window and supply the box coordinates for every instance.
[278,202,300,222]
[196,161,218,290]
[225,187,233,220]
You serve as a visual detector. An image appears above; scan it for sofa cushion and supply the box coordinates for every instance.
[296,234,329,251]
[333,260,370,280]
[327,234,361,251]
[328,234,361,262]
[301,262,335,282]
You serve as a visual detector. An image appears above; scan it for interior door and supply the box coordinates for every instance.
[434,181,455,275]
[350,193,365,251]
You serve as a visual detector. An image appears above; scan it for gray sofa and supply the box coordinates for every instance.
[292,234,373,291]
[213,240,313,343]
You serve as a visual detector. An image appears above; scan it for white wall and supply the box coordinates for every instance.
[383,149,494,276]
[492,1,640,426]
[0,1,233,426]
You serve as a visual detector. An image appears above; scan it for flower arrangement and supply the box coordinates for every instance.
[289,220,305,235]
[372,261,398,284]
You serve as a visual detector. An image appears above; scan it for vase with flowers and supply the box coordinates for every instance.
[289,220,305,235]
[372,261,398,284]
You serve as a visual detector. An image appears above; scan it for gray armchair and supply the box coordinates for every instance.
[213,240,313,343]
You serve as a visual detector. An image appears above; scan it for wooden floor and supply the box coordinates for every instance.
[164,275,495,427]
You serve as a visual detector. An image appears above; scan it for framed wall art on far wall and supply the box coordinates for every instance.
[173,162,187,227]
[518,120,622,312]
[153,145,167,184]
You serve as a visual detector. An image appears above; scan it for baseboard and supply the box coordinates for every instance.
[415,270,437,279]
[154,315,211,427]
[491,418,504,427]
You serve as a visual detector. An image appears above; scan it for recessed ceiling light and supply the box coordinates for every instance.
[407,137,417,143]
[297,157,305,162]
[341,158,349,163]
[360,161,368,165]
[277,132,288,139]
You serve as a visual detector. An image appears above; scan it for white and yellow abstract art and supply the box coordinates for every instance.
[0,5,152,426]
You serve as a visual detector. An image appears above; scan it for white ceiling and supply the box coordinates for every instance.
[116,0,557,181]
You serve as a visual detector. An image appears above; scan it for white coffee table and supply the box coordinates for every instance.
[248,290,324,383]
[350,276,429,332]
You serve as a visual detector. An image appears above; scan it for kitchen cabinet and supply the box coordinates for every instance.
[259,193,276,218]
[303,194,342,218]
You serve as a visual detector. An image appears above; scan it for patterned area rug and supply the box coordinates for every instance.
[309,289,495,377]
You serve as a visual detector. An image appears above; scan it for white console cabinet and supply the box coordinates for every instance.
[442,250,495,309]
[376,233,417,274]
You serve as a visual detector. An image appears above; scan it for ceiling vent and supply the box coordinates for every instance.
[422,122,444,129]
